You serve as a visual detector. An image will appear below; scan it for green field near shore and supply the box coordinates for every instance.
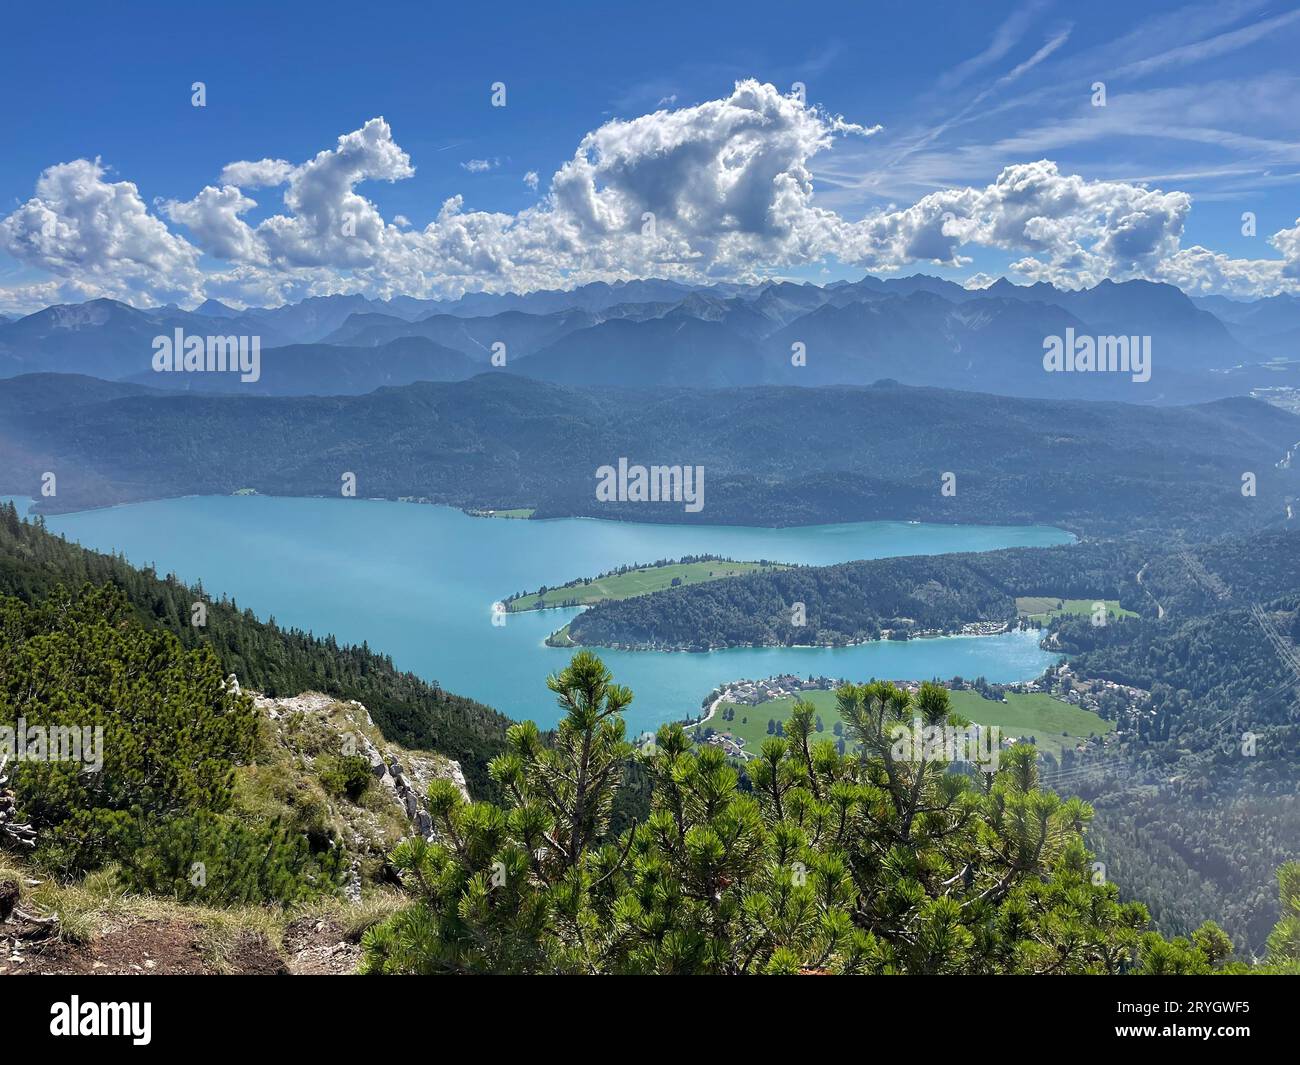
[1015,596,1136,623]
[507,559,788,611]
[694,687,1112,760]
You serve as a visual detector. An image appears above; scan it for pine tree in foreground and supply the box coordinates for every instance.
[361,654,1237,975]
[1261,861,1300,974]
[1,583,344,903]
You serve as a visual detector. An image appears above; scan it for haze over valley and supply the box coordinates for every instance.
[3,0,1299,991]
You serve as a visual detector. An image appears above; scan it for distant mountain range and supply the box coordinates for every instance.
[1192,292,1300,359]
[3,370,1297,539]
[122,335,478,396]
[322,306,599,359]
[0,298,293,379]
[2,276,1298,402]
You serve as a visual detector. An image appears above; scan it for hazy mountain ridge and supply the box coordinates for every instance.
[2,274,1287,402]
[0,298,294,379]
[322,306,599,359]
[1192,292,1300,359]
[124,335,480,396]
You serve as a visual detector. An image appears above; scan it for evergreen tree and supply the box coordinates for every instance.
[1262,862,1300,974]
[0,581,343,902]
[362,656,1234,975]
[0,583,256,873]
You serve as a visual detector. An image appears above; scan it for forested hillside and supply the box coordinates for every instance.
[0,502,511,798]
[1028,536,1300,951]
[1053,595,1300,952]
[1133,529,1300,617]
[2,373,1298,539]
[0,581,354,904]
[565,541,1145,649]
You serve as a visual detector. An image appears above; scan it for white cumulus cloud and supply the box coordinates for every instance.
[219,158,296,188]
[162,184,265,263]
[2,81,1299,311]
[0,158,203,305]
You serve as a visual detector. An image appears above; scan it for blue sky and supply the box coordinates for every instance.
[1,0,1298,310]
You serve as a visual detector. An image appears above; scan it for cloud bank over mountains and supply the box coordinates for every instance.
[1,79,1297,313]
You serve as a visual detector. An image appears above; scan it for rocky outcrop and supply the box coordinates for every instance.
[0,755,37,851]
[248,689,471,903]
[252,690,470,839]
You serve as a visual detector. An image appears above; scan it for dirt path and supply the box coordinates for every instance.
[1136,562,1165,619]
[3,917,287,975]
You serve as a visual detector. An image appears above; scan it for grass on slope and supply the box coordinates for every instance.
[506,559,789,611]
[695,688,1112,760]
[0,850,402,974]
[1016,597,1136,623]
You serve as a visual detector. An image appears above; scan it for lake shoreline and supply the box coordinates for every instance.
[553,621,1054,655]
[18,494,1072,733]
[7,488,1084,539]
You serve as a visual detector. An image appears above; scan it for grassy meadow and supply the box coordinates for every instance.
[695,686,1112,760]
[507,559,788,611]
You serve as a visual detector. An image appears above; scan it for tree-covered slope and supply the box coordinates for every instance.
[1054,600,1300,953]
[2,373,1299,538]
[564,541,1145,649]
[0,502,511,799]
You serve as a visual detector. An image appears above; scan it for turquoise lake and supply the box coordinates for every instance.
[15,496,1073,733]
